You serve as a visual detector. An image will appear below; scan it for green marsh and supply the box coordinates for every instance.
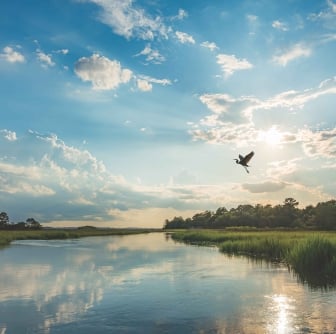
[171,229,336,288]
[0,228,158,247]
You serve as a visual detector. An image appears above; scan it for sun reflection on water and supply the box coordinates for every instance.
[0,235,335,333]
[266,294,295,334]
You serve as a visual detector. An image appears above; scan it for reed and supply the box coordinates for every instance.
[219,237,294,260]
[286,236,336,287]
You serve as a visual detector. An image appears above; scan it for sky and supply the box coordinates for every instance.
[0,0,335,228]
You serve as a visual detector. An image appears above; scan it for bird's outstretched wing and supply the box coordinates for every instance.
[238,154,244,161]
[242,151,254,164]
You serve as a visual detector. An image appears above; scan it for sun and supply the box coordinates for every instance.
[261,126,283,147]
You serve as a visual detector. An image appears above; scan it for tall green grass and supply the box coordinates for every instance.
[219,237,293,260]
[286,236,336,287]
[171,229,336,288]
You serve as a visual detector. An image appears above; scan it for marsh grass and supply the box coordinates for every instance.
[171,229,336,288]
[0,228,158,247]
[220,237,294,260]
[286,236,336,287]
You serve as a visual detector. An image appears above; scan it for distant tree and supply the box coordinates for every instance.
[273,198,300,227]
[78,225,97,230]
[191,211,213,228]
[163,198,336,230]
[26,218,42,229]
[215,207,228,216]
[313,200,336,230]
[254,204,274,227]
[301,205,315,227]
[0,212,9,228]
[15,222,27,229]
[284,197,299,208]
[164,216,186,229]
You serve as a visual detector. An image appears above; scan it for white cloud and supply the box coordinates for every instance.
[55,49,69,55]
[137,79,152,92]
[137,75,171,86]
[1,121,334,226]
[0,129,17,141]
[272,20,288,31]
[319,33,336,44]
[0,46,25,63]
[266,159,301,178]
[0,130,228,224]
[242,181,287,193]
[202,77,336,124]
[173,9,188,20]
[37,132,106,173]
[36,50,55,67]
[192,77,336,146]
[192,93,258,146]
[263,76,336,109]
[191,123,257,146]
[0,161,41,180]
[0,158,55,196]
[272,43,311,66]
[74,54,132,90]
[200,41,218,51]
[308,0,336,28]
[85,0,168,40]
[328,0,336,12]
[175,31,195,44]
[216,54,253,77]
[6,129,300,224]
[200,94,258,124]
[299,127,336,158]
[135,44,165,64]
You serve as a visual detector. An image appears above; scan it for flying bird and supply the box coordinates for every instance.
[234,151,254,173]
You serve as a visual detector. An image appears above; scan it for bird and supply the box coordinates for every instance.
[234,151,254,173]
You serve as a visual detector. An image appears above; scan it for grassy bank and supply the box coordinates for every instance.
[0,228,160,247]
[171,229,336,288]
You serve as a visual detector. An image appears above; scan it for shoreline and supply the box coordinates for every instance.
[169,229,336,288]
[0,228,162,247]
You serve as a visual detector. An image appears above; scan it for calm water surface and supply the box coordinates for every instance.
[0,233,335,333]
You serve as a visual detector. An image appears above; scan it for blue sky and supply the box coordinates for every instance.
[0,0,335,227]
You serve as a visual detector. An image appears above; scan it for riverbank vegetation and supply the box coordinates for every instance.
[0,211,42,230]
[164,198,336,230]
[0,211,160,247]
[0,228,159,247]
[171,229,336,288]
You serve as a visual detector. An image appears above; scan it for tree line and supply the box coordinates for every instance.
[0,212,42,230]
[164,198,336,230]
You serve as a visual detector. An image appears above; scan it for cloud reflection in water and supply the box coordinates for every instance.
[0,233,335,333]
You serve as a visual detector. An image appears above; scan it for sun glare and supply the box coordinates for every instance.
[266,294,293,334]
[261,126,283,147]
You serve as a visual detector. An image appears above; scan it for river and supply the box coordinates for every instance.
[0,233,335,333]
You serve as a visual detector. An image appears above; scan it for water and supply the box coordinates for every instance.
[0,233,335,333]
